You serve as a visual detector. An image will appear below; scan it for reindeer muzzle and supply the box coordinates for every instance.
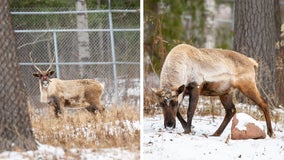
[41,76,51,88]
[42,81,49,88]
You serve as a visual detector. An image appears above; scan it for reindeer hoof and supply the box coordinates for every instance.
[210,133,221,137]
[183,128,191,134]
[268,132,275,138]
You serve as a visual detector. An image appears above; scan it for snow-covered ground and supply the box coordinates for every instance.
[0,144,138,160]
[143,114,284,160]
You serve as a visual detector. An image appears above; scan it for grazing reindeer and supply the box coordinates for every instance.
[152,44,274,137]
[30,53,104,117]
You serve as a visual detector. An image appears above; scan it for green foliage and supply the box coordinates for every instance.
[9,0,140,30]
[215,25,233,49]
[144,0,206,75]
[185,0,206,46]
[10,0,140,74]
[214,1,234,50]
[9,0,72,9]
[9,0,139,10]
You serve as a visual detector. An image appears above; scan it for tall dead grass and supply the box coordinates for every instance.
[28,104,140,152]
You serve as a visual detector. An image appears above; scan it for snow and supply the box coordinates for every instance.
[235,113,264,131]
[0,144,138,160]
[143,114,284,160]
[1,114,283,159]
[0,120,140,160]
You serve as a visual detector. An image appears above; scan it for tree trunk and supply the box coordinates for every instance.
[234,0,280,107]
[204,0,216,48]
[0,0,37,152]
[76,0,90,78]
[275,0,284,106]
[276,24,284,106]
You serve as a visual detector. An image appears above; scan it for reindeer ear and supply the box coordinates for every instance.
[48,70,55,76]
[176,84,185,95]
[32,72,40,77]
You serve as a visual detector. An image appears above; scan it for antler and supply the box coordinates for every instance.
[46,55,55,72]
[29,52,42,73]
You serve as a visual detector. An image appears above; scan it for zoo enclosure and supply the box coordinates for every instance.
[12,8,140,108]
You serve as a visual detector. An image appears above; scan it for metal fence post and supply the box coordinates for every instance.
[12,9,140,107]
[108,0,119,105]
[53,31,60,79]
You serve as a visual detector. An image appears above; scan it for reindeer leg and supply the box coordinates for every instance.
[176,95,186,129]
[184,82,200,134]
[49,96,62,118]
[238,83,274,137]
[176,108,186,129]
[86,106,96,113]
[212,93,236,136]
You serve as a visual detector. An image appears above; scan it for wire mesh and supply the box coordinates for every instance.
[12,8,140,109]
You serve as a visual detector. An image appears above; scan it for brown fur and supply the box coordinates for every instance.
[32,71,104,117]
[38,78,104,117]
[153,44,274,137]
[30,53,104,117]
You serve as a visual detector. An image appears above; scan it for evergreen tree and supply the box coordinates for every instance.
[0,0,37,152]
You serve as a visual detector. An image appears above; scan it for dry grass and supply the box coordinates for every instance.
[28,104,140,152]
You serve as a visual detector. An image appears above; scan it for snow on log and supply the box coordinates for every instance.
[231,113,266,140]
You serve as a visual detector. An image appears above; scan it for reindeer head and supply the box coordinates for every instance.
[30,53,55,88]
[152,85,185,129]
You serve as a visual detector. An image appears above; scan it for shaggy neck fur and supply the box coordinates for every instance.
[39,79,57,103]
[39,80,48,103]
[160,50,190,89]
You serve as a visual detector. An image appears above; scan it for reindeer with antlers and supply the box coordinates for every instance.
[152,44,274,137]
[30,53,104,117]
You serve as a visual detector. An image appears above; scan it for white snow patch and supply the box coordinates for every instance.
[235,113,265,131]
[143,114,284,160]
[0,144,138,160]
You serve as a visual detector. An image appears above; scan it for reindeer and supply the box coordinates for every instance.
[152,44,274,137]
[30,53,104,117]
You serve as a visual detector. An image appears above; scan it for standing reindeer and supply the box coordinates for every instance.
[152,44,274,137]
[30,53,104,117]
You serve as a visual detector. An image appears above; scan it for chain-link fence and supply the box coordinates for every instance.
[11,8,140,109]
